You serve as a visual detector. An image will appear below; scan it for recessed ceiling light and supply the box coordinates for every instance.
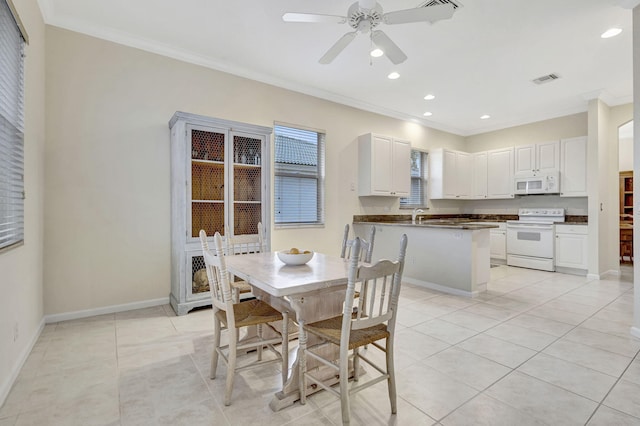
[480,114,491,120]
[387,72,400,80]
[423,112,433,117]
[424,94,435,100]
[370,48,384,57]
[601,28,622,38]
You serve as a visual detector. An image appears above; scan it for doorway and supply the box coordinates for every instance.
[619,120,634,266]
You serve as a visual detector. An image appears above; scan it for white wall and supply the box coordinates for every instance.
[633,4,640,339]
[620,137,633,171]
[0,0,45,406]
[43,27,466,316]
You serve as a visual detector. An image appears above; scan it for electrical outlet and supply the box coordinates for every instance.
[13,322,18,342]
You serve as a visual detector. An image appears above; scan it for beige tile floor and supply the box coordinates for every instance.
[1,265,640,425]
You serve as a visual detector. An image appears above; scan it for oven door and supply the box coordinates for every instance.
[506,223,554,258]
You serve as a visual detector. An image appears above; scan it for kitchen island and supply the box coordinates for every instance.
[353,220,498,297]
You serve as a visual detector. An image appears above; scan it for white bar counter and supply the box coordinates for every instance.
[353,220,497,297]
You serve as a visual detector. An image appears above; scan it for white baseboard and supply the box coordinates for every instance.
[587,273,602,280]
[0,318,45,407]
[403,277,484,298]
[44,297,170,324]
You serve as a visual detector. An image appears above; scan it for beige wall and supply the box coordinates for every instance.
[0,0,45,404]
[462,112,590,216]
[464,113,588,152]
[43,27,465,315]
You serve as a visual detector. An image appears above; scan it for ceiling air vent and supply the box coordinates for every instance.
[419,0,463,10]
[532,73,561,85]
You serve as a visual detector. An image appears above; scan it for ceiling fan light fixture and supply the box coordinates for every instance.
[370,48,384,57]
[424,94,435,100]
[480,114,491,120]
[388,72,400,79]
[601,27,622,38]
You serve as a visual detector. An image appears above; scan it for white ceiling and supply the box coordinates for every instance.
[38,0,637,136]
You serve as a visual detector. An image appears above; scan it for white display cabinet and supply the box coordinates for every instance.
[169,111,271,315]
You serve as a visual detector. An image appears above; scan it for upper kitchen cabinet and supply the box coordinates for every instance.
[487,147,515,198]
[430,148,472,199]
[472,152,488,199]
[560,136,587,197]
[514,140,560,176]
[358,133,411,197]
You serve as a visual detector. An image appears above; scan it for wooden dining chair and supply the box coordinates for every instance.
[341,224,376,263]
[224,222,266,302]
[199,230,288,406]
[300,234,408,425]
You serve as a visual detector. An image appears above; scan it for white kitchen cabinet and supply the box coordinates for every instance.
[472,152,488,199]
[490,223,507,261]
[358,133,410,197]
[468,222,506,260]
[555,224,588,271]
[169,112,271,315]
[429,148,472,199]
[487,147,514,199]
[515,141,560,176]
[560,136,587,197]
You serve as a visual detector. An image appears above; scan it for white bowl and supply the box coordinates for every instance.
[277,250,314,265]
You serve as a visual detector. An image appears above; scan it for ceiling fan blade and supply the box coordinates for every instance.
[383,4,455,25]
[282,13,346,24]
[319,32,358,64]
[371,30,407,65]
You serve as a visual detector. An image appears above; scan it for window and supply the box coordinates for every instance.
[274,124,325,226]
[0,0,26,252]
[400,150,428,208]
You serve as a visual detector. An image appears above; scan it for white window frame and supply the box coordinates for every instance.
[273,124,325,228]
[400,149,428,209]
[0,0,27,253]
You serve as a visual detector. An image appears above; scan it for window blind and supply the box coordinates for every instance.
[0,0,25,252]
[400,150,428,207]
[274,125,325,225]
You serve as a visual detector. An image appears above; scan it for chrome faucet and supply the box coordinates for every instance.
[412,208,424,224]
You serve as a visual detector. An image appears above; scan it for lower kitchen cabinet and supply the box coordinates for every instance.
[555,224,588,271]
[490,224,507,261]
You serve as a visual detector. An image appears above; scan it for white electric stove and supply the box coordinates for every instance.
[506,208,565,271]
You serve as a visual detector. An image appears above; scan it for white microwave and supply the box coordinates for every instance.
[514,172,559,195]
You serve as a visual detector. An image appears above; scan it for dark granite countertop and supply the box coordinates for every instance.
[365,220,499,230]
[354,214,588,225]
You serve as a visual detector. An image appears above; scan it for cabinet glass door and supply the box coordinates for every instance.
[231,132,263,235]
[189,126,226,239]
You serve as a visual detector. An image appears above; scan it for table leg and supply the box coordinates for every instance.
[268,289,349,412]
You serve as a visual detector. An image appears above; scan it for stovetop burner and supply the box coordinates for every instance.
[515,208,565,223]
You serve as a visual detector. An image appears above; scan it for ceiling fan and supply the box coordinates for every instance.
[282,0,456,65]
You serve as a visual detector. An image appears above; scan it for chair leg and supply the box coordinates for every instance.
[281,313,289,387]
[257,324,263,361]
[210,315,222,380]
[299,320,307,405]
[340,348,351,425]
[386,338,397,415]
[353,347,360,382]
[224,326,238,406]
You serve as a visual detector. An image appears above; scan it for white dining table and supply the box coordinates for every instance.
[224,251,352,411]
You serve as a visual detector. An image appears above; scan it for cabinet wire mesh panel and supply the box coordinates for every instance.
[170,112,272,315]
[233,135,262,235]
[191,129,226,238]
